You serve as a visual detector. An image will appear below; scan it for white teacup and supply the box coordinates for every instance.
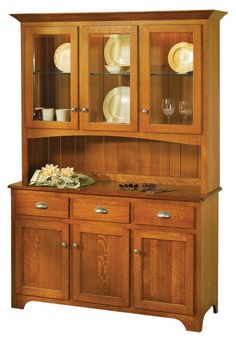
[56,109,70,122]
[42,108,54,121]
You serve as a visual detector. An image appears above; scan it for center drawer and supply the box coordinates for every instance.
[14,190,69,218]
[72,195,130,223]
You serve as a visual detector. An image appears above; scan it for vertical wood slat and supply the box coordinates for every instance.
[49,137,61,167]
[85,136,105,172]
[75,136,86,172]
[61,136,76,168]
[104,137,119,173]
[118,138,138,174]
[28,138,49,178]
[181,144,199,178]
[151,141,170,176]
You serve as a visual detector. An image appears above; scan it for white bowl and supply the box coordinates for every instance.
[105,65,122,74]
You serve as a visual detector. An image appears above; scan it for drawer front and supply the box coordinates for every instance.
[134,201,194,229]
[14,191,69,218]
[73,196,130,223]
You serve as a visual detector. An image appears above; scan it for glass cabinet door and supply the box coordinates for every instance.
[80,26,138,131]
[24,27,78,129]
[140,25,201,134]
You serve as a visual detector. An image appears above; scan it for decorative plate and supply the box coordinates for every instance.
[103,86,130,124]
[54,42,71,73]
[168,42,193,73]
[104,35,130,66]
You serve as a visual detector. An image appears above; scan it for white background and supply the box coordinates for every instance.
[0,0,235,336]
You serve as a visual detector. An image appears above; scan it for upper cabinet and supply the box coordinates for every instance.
[139,25,202,134]
[24,27,79,129]
[22,22,202,134]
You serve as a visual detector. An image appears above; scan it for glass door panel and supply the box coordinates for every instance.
[80,26,137,131]
[140,25,201,134]
[24,27,78,129]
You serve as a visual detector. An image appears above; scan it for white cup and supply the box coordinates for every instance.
[42,108,54,121]
[56,109,71,122]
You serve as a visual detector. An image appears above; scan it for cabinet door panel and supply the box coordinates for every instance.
[133,230,194,314]
[140,25,201,134]
[24,26,78,129]
[72,223,129,306]
[80,25,138,132]
[15,219,69,299]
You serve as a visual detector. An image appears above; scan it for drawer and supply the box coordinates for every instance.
[133,200,194,229]
[14,190,69,218]
[72,195,130,223]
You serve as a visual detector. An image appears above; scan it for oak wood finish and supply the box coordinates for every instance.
[15,219,69,299]
[10,10,226,332]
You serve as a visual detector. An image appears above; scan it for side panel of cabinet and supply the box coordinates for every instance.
[72,223,130,306]
[15,219,69,299]
[133,229,194,314]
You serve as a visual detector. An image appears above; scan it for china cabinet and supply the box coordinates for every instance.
[9,10,226,332]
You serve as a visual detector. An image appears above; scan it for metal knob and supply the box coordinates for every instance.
[35,201,48,209]
[156,211,172,219]
[72,243,79,248]
[142,108,150,114]
[71,107,78,112]
[94,207,108,214]
[133,248,140,255]
[81,107,89,112]
[61,242,67,248]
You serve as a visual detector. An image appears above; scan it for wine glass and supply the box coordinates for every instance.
[161,98,175,124]
[179,100,193,124]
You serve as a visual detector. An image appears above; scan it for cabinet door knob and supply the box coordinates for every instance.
[133,248,140,255]
[81,107,89,112]
[94,207,108,214]
[35,201,48,209]
[61,242,68,248]
[142,108,150,114]
[156,210,172,219]
[72,243,80,248]
[71,107,78,112]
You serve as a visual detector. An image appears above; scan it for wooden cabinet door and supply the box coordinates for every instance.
[15,219,69,300]
[80,25,138,132]
[140,25,202,134]
[133,230,194,314]
[23,26,79,129]
[72,223,130,306]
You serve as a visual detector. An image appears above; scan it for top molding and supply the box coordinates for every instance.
[11,10,227,23]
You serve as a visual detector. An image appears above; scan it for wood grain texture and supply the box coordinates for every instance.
[133,229,194,314]
[133,200,194,229]
[15,219,69,299]
[72,223,129,306]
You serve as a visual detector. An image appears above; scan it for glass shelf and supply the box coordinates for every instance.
[150,72,193,77]
[90,72,130,76]
[33,70,70,75]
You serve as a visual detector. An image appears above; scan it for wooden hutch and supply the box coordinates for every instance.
[9,10,226,331]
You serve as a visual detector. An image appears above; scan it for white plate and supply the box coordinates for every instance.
[103,86,130,123]
[54,42,71,73]
[104,35,130,66]
[168,42,193,74]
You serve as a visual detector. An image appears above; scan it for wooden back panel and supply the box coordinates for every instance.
[27,136,200,184]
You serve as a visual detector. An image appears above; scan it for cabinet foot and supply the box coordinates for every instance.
[213,304,218,314]
[180,317,203,332]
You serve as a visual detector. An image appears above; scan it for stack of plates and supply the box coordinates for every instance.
[168,42,193,74]
[104,35,130,66]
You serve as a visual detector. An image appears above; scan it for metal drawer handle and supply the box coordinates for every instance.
[35,201,48,209]
[94,207,108,214]
[156,210,172,219]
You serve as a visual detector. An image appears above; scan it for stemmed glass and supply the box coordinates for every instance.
[161,98,175,124]
[179,100,193,124]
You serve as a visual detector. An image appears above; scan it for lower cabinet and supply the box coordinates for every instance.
[133,230,194,315]
[72,223,130,306]
[15,219,69,300]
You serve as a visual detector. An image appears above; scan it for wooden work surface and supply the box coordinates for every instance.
[9,181,221,202]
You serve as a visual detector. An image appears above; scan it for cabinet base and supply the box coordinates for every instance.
[12,294,218,332]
